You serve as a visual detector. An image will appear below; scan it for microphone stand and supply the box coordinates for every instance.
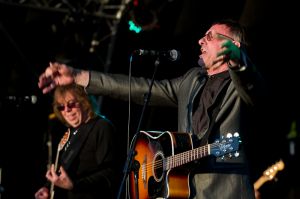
[117,56,161,199]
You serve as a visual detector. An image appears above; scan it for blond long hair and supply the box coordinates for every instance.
[52,84,96,126]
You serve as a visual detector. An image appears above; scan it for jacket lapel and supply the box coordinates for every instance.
[60,118,97,171]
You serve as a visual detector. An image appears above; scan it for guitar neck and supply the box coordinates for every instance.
[254,160,285,190]
[254,176,268,190]
[50,146,61,199]
[165,144,210,170]
[164,134,239,170]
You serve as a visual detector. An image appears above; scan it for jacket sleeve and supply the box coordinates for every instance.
[86,71,185,107]
[229,48,268,107]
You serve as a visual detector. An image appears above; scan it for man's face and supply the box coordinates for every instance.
[198,24,233,70]
[56,91,84,128]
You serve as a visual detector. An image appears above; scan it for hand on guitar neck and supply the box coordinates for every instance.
[49,130,71,199]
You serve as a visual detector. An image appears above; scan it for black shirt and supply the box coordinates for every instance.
[192,71,230,140]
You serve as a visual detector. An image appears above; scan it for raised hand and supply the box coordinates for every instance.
[216,34,241,67]
[38,62,75,94]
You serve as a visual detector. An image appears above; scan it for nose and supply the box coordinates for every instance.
[66,106,73,112]
[198,36,205,46]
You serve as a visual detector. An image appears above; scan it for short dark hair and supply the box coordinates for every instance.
[212,19,247,45]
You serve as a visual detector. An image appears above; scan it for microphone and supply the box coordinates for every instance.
[134,49,180,61]
[4,95,38,105]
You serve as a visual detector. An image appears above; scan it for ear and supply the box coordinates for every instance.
[232,40,241,48]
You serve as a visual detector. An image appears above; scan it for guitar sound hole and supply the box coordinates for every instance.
[153,151,164,182]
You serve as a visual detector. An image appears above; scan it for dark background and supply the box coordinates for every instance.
[1,0,300,198]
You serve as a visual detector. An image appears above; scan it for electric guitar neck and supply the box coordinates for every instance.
[254,159,285,190]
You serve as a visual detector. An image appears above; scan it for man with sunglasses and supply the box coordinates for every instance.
[35,84,117,199]
[37,19,266,199]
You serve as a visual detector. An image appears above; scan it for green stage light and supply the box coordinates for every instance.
[128,20,142,33]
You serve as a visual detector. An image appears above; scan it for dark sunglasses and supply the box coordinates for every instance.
[204,31,234,41]
[56,101,79,111]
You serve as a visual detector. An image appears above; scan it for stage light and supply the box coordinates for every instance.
[127,1,158,33]
[128,20,142,33]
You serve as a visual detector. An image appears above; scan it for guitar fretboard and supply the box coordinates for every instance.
[165,145,210,170]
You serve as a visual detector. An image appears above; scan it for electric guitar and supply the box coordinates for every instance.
[254,159,285,190]
[50,129,70,199]
[129,131,240,199]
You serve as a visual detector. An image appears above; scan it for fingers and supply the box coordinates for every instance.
[35,187,49,199]
[50,163,56,173]
[58,166,68,179]
[59,166,66,175]
[45,65,54,77]
[216,55,225,62]
[217,48,231,58]
[38,63,60,93]
[42,82,56,94]
[38,73,49,88]
[220,40,240,60]
[46,164,58,181]
[44,62,60,79]
[212,54,227,66]
[38,62,76,93]
[57,166,74,190]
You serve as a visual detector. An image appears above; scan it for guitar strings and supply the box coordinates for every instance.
[138,139,238,179]
[140,144,210,175]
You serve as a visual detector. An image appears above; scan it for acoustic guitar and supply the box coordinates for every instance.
[129,131,240,199]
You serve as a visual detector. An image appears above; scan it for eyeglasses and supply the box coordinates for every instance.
[204,31,234,42]
[56,101,79,111]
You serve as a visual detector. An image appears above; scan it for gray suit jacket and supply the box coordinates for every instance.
[86,64,266,199]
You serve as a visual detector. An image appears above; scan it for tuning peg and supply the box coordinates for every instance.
[226,133,232,138]
[234,151,240,157]
[234,132,239,137]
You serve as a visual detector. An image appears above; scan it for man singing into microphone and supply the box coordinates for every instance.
[37,19,267,199]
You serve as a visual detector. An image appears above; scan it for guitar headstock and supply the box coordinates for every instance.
[210,132,240,158]
[263,160,285,181]
[58,129,70,151]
